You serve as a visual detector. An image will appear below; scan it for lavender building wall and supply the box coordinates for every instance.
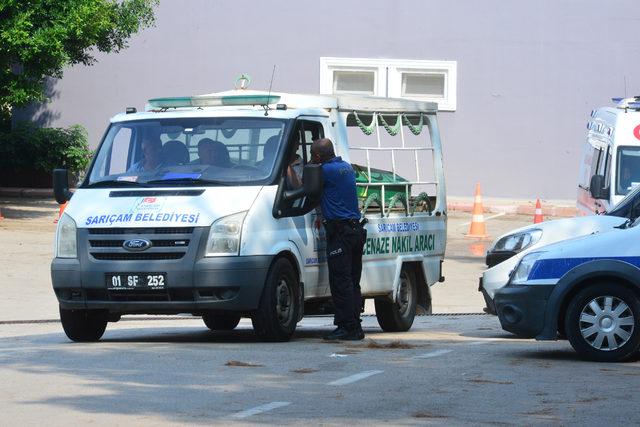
[17,0,640,199]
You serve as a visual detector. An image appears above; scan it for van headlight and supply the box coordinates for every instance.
[56,213,78,258]
[491,229,542,253]
[205,211,247,256]
[510,252,545,285]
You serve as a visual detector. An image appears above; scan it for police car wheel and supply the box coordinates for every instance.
[565,283,640,363]
[375,267,417,332]
[202,313,241,331]
[251,258,299,342]
[59,307,108,342]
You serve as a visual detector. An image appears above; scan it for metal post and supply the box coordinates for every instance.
[391,150,397,182]
[374,113,381,148]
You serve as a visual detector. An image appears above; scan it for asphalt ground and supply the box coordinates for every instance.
[1,316,639,425]
[4,197,639,425]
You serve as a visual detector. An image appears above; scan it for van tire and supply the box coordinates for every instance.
[60,307,107,342]
[202,313,241,331]
[375,267,417,332]
[564,282,640,362]
[251,258,300,342]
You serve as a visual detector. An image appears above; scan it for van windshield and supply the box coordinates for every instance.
[616,146,640,195]
[86,117,290,187]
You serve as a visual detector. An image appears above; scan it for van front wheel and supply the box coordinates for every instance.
[60,307,108,342]
[251,258,300,342]
[202,313,241,331]
[375,267,417,332]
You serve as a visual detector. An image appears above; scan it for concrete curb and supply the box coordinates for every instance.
[0,187,53,198]
[446,197,577,218]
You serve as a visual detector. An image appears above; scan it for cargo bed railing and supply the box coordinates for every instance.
[348,111,440,217]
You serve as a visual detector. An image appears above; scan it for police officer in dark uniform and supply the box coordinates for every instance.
[310,138,367,341]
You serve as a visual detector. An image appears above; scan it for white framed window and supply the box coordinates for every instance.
[320,57,457,111]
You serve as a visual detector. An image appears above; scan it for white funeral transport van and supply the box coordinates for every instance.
[494,218,640,363]
[52,89,447,342]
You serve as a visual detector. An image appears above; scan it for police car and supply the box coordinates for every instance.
[481,183,640,315]
[494,218,640,362]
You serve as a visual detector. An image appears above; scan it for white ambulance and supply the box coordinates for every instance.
[52,87,447,342]
[578,97,640,215]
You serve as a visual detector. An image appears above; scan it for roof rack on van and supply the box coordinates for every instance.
[148,93,281,109]
[145,90,438,114]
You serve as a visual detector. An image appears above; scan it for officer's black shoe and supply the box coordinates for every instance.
[323,326,363,341]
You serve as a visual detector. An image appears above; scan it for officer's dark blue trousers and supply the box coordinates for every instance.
[325,220,367,330]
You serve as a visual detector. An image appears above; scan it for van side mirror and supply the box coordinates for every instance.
[273,164,324,218]
[589,174,609,200]
[302,164,322,198]
[53,169,73,204]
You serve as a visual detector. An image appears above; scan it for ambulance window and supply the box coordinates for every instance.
[604,150,612,189]
[107,127,133,175]
[616,146,640,195]
[591,147,602,178]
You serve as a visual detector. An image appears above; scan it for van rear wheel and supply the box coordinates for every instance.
[251,258,300,342]
[202,313,241,331]
[59,307,108,342]
[375,267,417,332]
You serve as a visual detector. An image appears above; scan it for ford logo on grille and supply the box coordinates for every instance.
[123,239,152,252]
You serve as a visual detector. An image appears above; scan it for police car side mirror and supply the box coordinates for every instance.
[53,168,73,204]
[302,164,323,199]
[589,174,609,200]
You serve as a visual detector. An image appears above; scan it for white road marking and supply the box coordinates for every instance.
[464,338,507,345]
[328,370,384,386]
[329,353,349,358]
[229,401,291,419]
[413,349,453,359]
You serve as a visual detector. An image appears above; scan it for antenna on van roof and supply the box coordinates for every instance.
[264,65,276,116]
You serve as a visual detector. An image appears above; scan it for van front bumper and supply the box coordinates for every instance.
[51,255,273,314]
[494,284,555,339]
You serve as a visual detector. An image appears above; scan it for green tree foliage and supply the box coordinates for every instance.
[0,0,158,123]
[0,122,91,186]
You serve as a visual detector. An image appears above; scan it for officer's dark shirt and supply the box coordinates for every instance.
[320,156,360,220]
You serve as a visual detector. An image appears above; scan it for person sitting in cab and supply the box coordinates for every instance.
[128,137,163,172]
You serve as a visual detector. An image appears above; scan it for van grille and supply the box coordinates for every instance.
[91,253,185,261]
[86,227,195,262]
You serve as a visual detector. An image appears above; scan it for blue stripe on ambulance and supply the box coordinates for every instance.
[529,256,640,281]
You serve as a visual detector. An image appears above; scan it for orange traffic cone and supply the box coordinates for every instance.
[465,183,489,239]
[53,202,68,224]
[533,198,543,224]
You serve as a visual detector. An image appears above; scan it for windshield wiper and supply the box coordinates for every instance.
[85,180,150,188]
[146,178,230,186]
